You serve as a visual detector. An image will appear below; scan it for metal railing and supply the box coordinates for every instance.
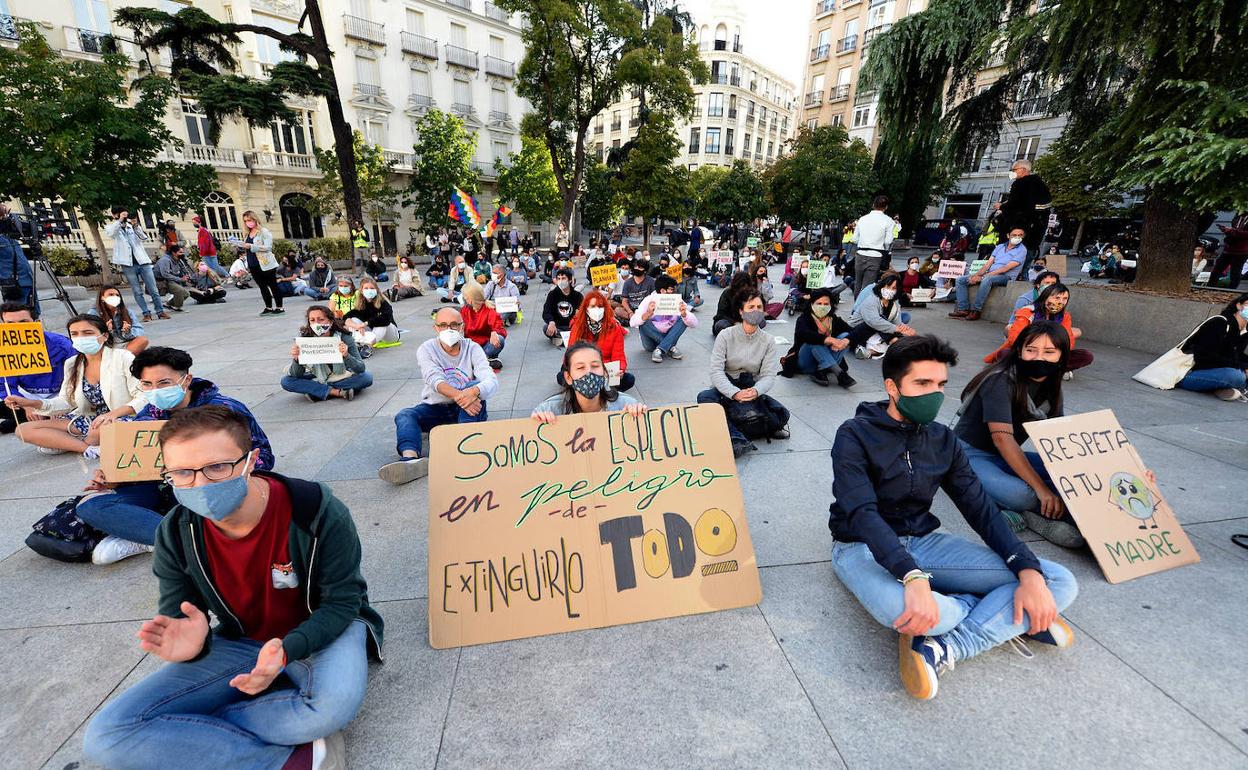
[489,110,511,124]
[708,106,723,117]
[484,55,514,78]
[710,73,728,84]
[713,39,727,50]
[829,83,851,101]
[400,31,438,59]
[727,107,738,119]
[64,26,119,56]
[810,44,830,61]
[1013,94,1052,119]
[611,121,622,131]
[408,94,435,110]
[451,102,477,119]
[483,2,510,22]
[445,44,478,69]
[354,83,383,97]
[863,24,891,46]
[804,90,824,107]
[836,34,857,53]
[342,15,384,45]
[594,124,604,134]
[445,0,472,9]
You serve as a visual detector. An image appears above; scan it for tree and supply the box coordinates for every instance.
[0,24,216,279]
[765,125,876,243]
[406,110,478,232]
[697,161,768,224]
[497,133,562,226]
[613,115,689,248]
[1033,135,1125,252]
[305,131,401,245]
[116,3,366,227]
[580,161,621,238]
[688,165,729,221]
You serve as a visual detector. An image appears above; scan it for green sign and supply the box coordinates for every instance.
[806,260,827,288]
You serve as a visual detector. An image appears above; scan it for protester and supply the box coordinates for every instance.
[853,195,896,293]
[154,244,193,312]
[74,347,274,564]
[949,227,1027,321]
[829,334,1077,701]
[105,207,168,321]
[386,256,423,302]
[426,254,449,293]
[567,289,634,392]
[988,283,1092,374]
[274,254,305,299]
[364,251,390,283]
[504,254,530,294]
[191,214,228,278]
[236,210,282,315]
[1012,270,1060,321]
[955,322,1083,546]
[438,255,470,304]
[1208,213,1248,289]
[350,220,370,270]
[781,288,855,388]
[343,278,400,356]
[6,315,144,457]
[848,273,916,358]
[330,276,358,318]
[0,302,76,434]
[483,264,521,326]
[460,282,507,370]
[302,257,336,301]
[87,286,150,355]
[542,267,583,347]
[228,254,253,289]
[714,271,766,338]
[630,275,697,363]
[189,262,228,304]
[379,307,497,485]
[82,405,383,770]
[1028,251,1052,282]
[612,258,657,324]
[996,159,1052,279]
[532,342,647,421]
[1191,245,1208,280]
[282,306,373,402]
[697,290,790,458]
[1171,293,1248,400]
[899,256,934,307]
[750,257,784,318]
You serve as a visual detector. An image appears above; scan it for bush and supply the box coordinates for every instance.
[307,236,351,261]
[45,245,92,276]
[272,239,296,261]
[187,245,200,262]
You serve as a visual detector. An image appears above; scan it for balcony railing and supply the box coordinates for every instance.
[250,151,316,171]
[836,34,857,53]
[446,44,478,69]
[842,0,862,6]
[724,145,735,156]
[729,75,741,86]
[610,121,622,131]
[816,0,836,16]
[354,83,383,97]
[629,116,640,127]
[484,55,514,78]
[161,145,249,170]
[691,107,702,117]
[688,143,700,153]
[1013,94,1052,119]
[483,2,510,22]
[594,124,604,134]
[710,73,728,85]
[445,0,472,9]
[451,102,477,119]
[384,150,413,170]
[804,90,824,107]
[810,44,830,62]
[64,26,119,56]
[708,107,723,117]
[863,24,892,46]
[727,107,738,119]
[400,31,438,59]
[489,110,511,124]
[829,83,851,101]
[342,14,385,45]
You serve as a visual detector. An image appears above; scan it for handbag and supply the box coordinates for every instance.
[25,495,107,562]
[1132,317,1222,390]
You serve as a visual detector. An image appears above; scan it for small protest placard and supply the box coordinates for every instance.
[666,263,684,281]
[910,288,934,303]
[937,260,967,279]
[560,331,571,347]
[714,251,733,266]
[590,264,619,288]
[968,259,989,275]
[0,322,52,378]
[493,296,520,314]
[746,237,759,248]
[101,420,168,483]
[652,294,682,316]
[605,360,621,387]
[296,337,344,365]
[738,256,752,271]
[1024,409,1199,583]
[427,404,762,648]
[805,260,827,289]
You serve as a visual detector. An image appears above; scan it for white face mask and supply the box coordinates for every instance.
[880,288,896,300]
[1009,237,1023,246]
[1008,171,1018,182]
[102,295,122,308]
[587,306,605,322]
[438,329,462,347]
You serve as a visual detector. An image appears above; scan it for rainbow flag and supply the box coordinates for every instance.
[484,205,513,237]
[447,187,480,228]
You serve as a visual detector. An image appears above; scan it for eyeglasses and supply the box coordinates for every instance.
[161,452,251,487]
[434,322,464,331]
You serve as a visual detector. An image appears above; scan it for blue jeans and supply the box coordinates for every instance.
[85,621,369,770]
[798,341,847,373]
[281,372,374,401]
[394,399,488,457]
[302,287,332,301]
[200,254,229,279]
[76,481,165,545]
[1177,366,1247,392]
[960,441,1054,514]
[371,272,389,282]
[638,318,689,353]
[428,275,447,290]
[832,532,1078,662]
[120,263,165,315]
[955,274,1009,311]
[482,338,505,358]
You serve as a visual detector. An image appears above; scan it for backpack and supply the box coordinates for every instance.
[723,373,787,439]
[212,234,222,252]
[25,496,107,562]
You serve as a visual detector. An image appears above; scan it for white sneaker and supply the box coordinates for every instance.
[378,457,429,485]
[36,446,66,455]
[1062,370,1073,381]
[853,346,869,360]
[666,346,683,360]
[1215,387,1243,402]
[92,536,154,565]
[651,349,664,363]
[312,731,347,770]
[82,445,101,460]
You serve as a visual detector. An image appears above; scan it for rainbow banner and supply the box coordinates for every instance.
[484,205,513,237]
[448,187,480,228]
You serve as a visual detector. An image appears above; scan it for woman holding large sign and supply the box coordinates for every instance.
[532,342,647,421]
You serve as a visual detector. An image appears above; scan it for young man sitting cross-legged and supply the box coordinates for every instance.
[827,334,1078,700]
[84,406,383,770]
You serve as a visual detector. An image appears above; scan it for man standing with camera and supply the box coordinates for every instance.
[104,207,168,322]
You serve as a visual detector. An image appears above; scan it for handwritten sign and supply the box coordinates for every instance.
[296,337,344,365]
[746,237,759,248]
[427,404,762,648]
[805,260,827,289]
[652,294,682,316]
[969,259,989,275]
[665,263,684,282]
[714,251,733,266]
[493,296,520,314]
[1024,410,1199,583]
[937,260,967,279]
[738,256,752,271]
[101,420,168,483]
[590,264,619,288]
[605,360,621,387]
[0,322,52,378]
[910,288,934,303]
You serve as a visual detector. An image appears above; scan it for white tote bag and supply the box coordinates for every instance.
[1132,317,1222,390]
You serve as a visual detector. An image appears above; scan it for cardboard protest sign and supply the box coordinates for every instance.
[604,360,621,387]
[590,264,619,288]
[969,259,989,275]
[738,256,752,271]
[805,260,827,289]
[560,331,571,347]
[666,263,684,281]
[910,288,934,303]
[101,420,168,483]
[1024,410,1199,583]
[492,296,520,314]
[937,260,967,279]
[746,237,759,248]
[427,404,762,648]
[653,294,682,316]
[0,322,53,378]
[296,337,344,365]
[714,251,733,266]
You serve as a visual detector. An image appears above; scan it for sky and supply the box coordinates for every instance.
[678,0,809,89]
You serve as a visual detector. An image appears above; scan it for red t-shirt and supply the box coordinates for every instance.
[203,477,310,643]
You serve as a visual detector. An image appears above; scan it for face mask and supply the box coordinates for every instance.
[71,335,103,355]
[1045,303,1066,315]
[556,279,569,290]
[632,270,646,277]
[311,323,333,336]
[587,306,605,322]
[570,372,606,399]
[800,268,809,275]
[895,390,944,425]
[930,255,939,262]
[1019,358,1061,380]
[146,379,187,411]
[811,304,831,318]
[758,273,767,280]
[742,309,766,326]
[1009,237,1023,246]
[103,295,122,308]
[908,263,919,271]
[438,329,462,347]
[338,286,352,295]
[512,262,520,268]
[1008,171,1018,182]
[172,468,250,522]
[362,288,378,300]
[1240,307,1248,321]
[880,288,896,300]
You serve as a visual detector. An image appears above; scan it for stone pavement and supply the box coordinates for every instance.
[1,263,1246,770]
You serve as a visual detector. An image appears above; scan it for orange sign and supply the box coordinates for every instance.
[0,322,52,377]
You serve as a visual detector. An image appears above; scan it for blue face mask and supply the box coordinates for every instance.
[172,470,250,522]
[71,336,103,355]
[1240,307,1248,321]
[146,378,187,411]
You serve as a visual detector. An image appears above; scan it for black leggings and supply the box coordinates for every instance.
[253,267,282,309]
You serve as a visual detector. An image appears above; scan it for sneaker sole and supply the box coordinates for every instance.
[1021,510,1086,548]
[378,458,429,485]
[1030,617,1076,648]
[898,634,938,701]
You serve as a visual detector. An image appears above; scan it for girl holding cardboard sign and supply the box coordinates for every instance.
[282,306,373,402]
[532,341,646,421]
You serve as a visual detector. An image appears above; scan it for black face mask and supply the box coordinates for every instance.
[632,270,646,277]
[1019,358,1061,380]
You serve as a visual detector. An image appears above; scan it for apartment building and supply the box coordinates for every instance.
[593,0,797,174]
[0,0,531,255]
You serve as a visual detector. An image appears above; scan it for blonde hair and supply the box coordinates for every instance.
[354,277,387,311]
[241,210,260,231]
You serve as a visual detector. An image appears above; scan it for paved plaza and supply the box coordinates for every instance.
[1,259,1246,769]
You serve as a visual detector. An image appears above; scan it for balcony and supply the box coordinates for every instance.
[354,83,383,97]
[1013,94,1052,119]
[407,94,435,113]
[161,145,249,170]
[451,102,478,120]
[444,0,472,9]
[688,144,700,153]
[472,160,499,179]
[384,150,413,170]
[489,110,513,126]
[842,0,862,5]
[810,44,830,62]
[629,116,640,127]
[483,2,510,22]
[869,0,888,5]
[64,26,120,57]
[816,0,836,17]
[594,124,604,134]
[250,151,316,172]
[836,34,857,53]
[804,90,824,107]
[342,15,385,45]
[724,145,735,156]
[863,24,892,47]
[484,55,514,78]
[829,83,851,102]
[730,75,741,86]
[727,107,738,119]
[710,73,728,85]
[401,31,438,59]
[691,107,702,118]
[446,44,478,69]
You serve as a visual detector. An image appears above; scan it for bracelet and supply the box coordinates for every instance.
[900,569,933,585]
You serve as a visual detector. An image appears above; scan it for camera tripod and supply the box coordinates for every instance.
[9,212,79,318]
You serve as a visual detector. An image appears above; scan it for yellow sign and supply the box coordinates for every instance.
[101,420,168,483]
[590,263,619,288]
[665,263,684,281]
[0,322,53,377]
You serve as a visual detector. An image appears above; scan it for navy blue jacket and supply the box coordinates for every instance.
[828,401,1043,580]
[133,377,275,470]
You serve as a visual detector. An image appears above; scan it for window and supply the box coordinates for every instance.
[908,0,924,12]
[271,111,313,154]
[612,138,621,150]
[355,53,380,86]
[279,193,323,240]
[747,100,755,117]
[406,9,425,33]
[410,67,432,98]
[1014,135,1041,161]
[728,94,737,117]
[705,128,721,153]
[612,110,621,129]
[818,29,831,47]
[493,140,509,162]
[806,117,818,130]
[766,140,774,158]
[708,93,724,117]
[710,60,725,84]
[202,191,238,232]
[730,62,740,85]
[838,67,852,86]
[181,101,212,146]
[349,0,370,17]
[453,76,472,107]
[867,2,889,28]
[963,143,987,172]
[73,0,110,32]
[689,127,701,153]
[725,128,735,155]
[811,74,825,94]
[831,113,845,127]
[254,14,298,67]
[450,22,468,48]
[363,118,387,147]
[491,85,508,114]
[755,136,762,153]
[489,35,504,58]
[852,103,873,127]
[743,132,752,154]
[844,19,859,38]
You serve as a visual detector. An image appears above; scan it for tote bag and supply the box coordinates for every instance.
[1132,317,1223,390]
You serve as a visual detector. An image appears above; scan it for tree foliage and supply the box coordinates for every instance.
[765,125,876,228]
[580,161,621,234]
[613,115,689,247]
[497,132,562,225]
[305,131,400,225]
[694,162,768,223]
[1032,134,1124,250]
[406,110,478,230]
[688,165,729,221]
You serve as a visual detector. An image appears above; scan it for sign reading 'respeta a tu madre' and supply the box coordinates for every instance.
[427,404,762,648]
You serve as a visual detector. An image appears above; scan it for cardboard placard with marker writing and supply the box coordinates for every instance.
[1023,410,1199,583]
[937,260,967,279]
[101,420,168,483]
[0,322,52,378]
[590,264,619,288]
[427,403,762,648]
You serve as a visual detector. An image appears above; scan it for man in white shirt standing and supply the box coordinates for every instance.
[103,207,168,322]
[853,195,897,294]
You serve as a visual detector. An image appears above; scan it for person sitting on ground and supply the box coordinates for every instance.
[612,258,656,324]
[918,251,942,282]
[504,254,529,295]
[988,283,1092,374]
[379,307,498,485]
[329,276,358,319]
[950,226,1027,321]
[426,254,449,294]
[274,254,305,299]
[386,256,423,303]
[1086,246,1119,280]
[697,290,790,458]
[713,271,766,338]
[630,274,698,363]
[784,258,817,318]
[955,321,1084,547]
[282,305,373,402]
[0,302,77,435]
[828,334,1077,702]
[343,278,399,356]
[1171,292,1248,401]
[154,245,193,312]
[87,286,149,355]
[542,268,583,348]
[82,405,383,770]
[678,261,704,310]
[848,273,916,358]
[1190,245,1208,280]
[781,288,856,388]
[302,257,335,301]
[73,346,274,565]
[751,257,784,318]
[483,263,521,326]
[364,251,390,283]
[1027,252,1052,283]
[567,289,634,392]
[470,252,492,285]
[228,254,253,289]
[532,341,647,422]
[899,255,935,307]
[439,255,470,304]
[460,282,507,370]
[7,315,144,457]
[1012,270,1060,323]
[188,262,228,304]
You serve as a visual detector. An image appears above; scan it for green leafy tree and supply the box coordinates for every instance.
[305,131,401,244]
[580,161,622,238]
[614,116,689,248]
[497,133,562,226]
[406,110,478,231]
[116,3,367,226]
[698,161,768,224]
[688,165,729,222]
[0,24,216,279]
[1033,135,1125,252]
[765,126,876,243]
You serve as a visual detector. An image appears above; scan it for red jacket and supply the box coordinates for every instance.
[571,322,628,371]
[461,303,506,346]
[196,226,216,257]
[985,306,1076,362]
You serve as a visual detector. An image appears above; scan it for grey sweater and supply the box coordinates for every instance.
[710,323,780,398]
[848,292,900,334]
